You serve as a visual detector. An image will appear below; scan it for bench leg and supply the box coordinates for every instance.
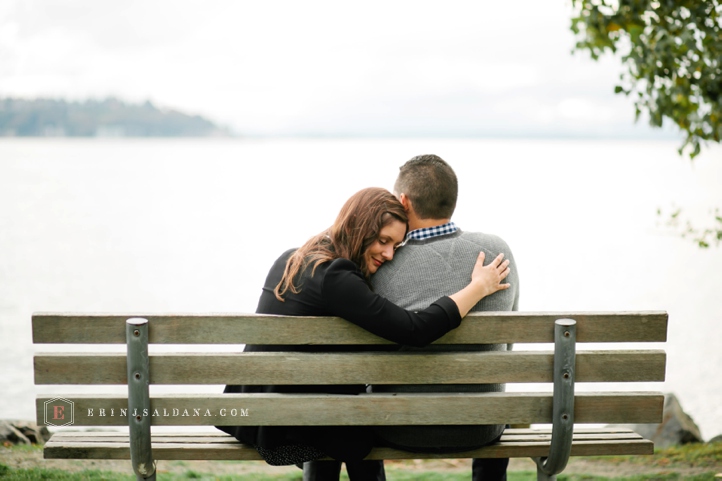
[534,319,577,480]
[135,472,156,481]
[127,318,157,480]
[535,463,557,481]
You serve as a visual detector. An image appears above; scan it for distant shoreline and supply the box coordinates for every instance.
[0,97,232,138]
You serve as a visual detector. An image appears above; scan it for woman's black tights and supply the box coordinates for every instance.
[302,460,386,481]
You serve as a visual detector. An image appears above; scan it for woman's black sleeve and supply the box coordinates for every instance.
[322,259,462,347]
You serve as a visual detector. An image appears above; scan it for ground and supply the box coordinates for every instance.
[2,443,720,479]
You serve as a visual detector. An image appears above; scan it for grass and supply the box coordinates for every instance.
[0,442,719,480]
[588,442,722,470]
[0,465,719,481]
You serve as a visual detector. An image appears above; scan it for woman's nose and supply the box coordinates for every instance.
[383,245,394,260]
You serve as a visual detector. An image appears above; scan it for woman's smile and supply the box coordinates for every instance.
[364,220,407,274]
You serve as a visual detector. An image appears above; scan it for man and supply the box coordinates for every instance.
[303,154,519,480]
[371,154,520,481]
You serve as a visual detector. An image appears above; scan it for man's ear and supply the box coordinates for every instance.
[398,193,411,212]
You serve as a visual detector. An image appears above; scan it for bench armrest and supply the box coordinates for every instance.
[127,318,157,480]
[534,319,576,480]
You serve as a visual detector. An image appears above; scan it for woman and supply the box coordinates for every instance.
[218,187,510,475]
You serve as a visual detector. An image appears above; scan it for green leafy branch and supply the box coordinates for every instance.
[571,1,722,248]
[657,206,722,248]
[570,0,722,159]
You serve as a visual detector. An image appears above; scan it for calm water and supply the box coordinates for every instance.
[1,138,721,439]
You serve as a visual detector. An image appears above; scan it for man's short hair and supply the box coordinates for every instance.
[394,154,458,219]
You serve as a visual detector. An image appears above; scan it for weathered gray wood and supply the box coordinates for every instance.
[34,350,666,385]
[46,431,647,444]
[125,318,156,479]
[45,439,654,460]
[51,429,636,442]
[36,392,664,427]
[33,309,668,465]
[536,318,576,477]
[43,428,653,460]
[32,311,668,344]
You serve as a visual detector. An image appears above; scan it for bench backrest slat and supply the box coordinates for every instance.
[35,392,664,427]
[33,312,667,431]
[32,311,668,344]
[34,350,667,385]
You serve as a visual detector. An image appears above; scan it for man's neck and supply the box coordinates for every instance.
[408,216,451,232]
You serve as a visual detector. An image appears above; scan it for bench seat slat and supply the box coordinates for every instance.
[32,311,668,344]
[48,428,644,439]
[43,429,653,460]
[36,392,664,426]
[41,427,648,437]
[34,350,667,385]
[44,432,647,444]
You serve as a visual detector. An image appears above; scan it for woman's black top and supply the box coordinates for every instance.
[218,249,462,464]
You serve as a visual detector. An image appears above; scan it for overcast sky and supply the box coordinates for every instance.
[0,0,678,138]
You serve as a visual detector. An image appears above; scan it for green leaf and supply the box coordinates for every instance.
[569,0,722,158]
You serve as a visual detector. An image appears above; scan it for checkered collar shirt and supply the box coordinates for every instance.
[400,221,458,247]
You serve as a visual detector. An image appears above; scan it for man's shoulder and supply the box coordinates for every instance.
[385,229,514,260]
[374,229,514,279]
[456,230,513,250]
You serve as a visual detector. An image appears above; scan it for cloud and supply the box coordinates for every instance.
[556,97,614,122]
[0,0,676,138]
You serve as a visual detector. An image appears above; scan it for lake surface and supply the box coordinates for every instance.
[1,138,721,439]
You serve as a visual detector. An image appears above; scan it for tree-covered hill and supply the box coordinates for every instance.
[0,97,232,137]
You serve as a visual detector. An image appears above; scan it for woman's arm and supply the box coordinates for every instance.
[449,251,510,317]
[322,259,458,346]
[322,255,509,347]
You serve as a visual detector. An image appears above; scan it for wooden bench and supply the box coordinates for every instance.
[33,311,668,480]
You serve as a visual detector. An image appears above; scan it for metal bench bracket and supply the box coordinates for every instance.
[126,318,156,481]
[534,318,576,481]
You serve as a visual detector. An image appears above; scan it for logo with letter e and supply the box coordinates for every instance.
[44,398,74,427]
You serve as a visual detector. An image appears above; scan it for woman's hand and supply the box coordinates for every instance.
[470,252,511,298]
[448,251,512,318]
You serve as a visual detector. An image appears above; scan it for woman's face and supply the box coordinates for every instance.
[363,219,407,275]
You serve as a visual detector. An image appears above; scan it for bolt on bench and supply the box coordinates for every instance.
[33,311,668,481]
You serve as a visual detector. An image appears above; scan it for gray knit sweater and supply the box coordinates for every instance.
[370,229,520,452]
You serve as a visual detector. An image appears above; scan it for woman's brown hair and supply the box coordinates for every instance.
[274,187,408,300]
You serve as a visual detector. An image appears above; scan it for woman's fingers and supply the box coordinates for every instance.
[470,251,512,296]
[489,253,505,267]
[489,257,511,291]
[498,261,511,279]
[500,267,511,281]
[489,254,510,278]
[472,251,486,272]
